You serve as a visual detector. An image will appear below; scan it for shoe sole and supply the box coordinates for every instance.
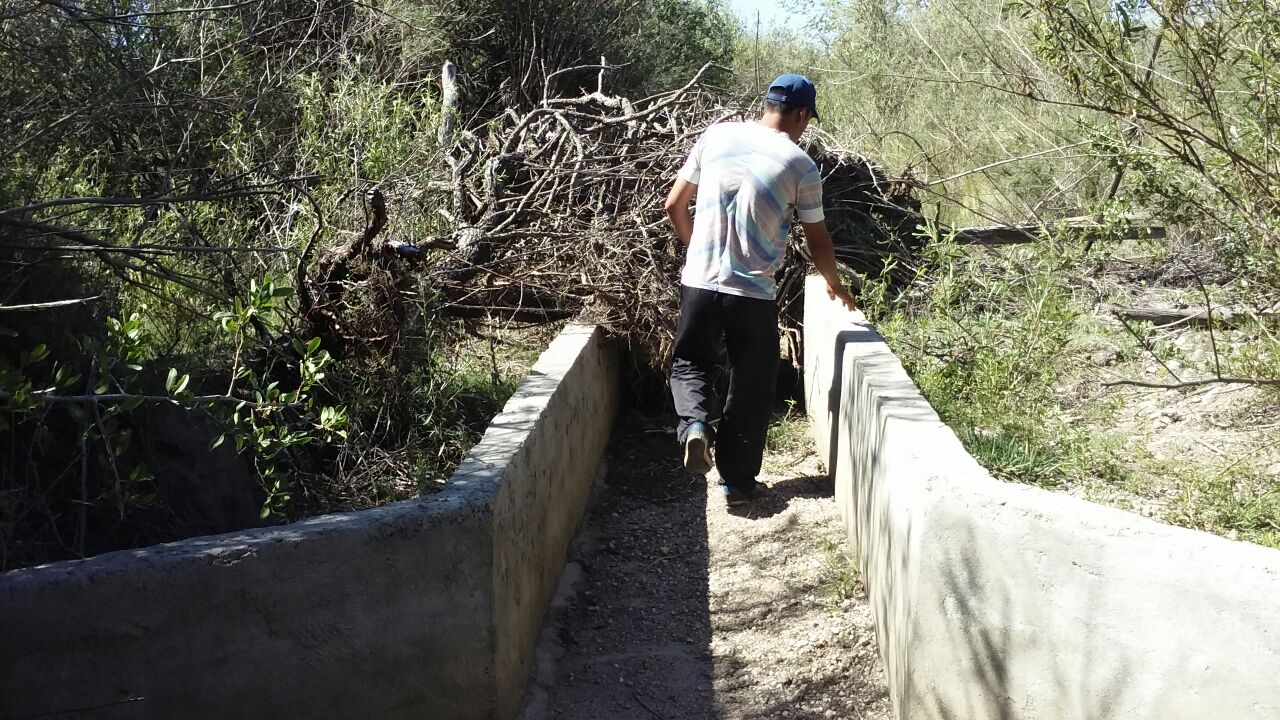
[683,434,713,475]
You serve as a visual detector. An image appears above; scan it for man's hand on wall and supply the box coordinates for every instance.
[827,282,857,311]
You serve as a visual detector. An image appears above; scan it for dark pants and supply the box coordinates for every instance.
[670,285,778,488]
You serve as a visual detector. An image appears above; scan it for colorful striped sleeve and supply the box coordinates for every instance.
[677,132,706,185]
[795,160,824,223]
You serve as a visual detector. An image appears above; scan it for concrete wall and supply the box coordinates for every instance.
[803,275,1280,720]
[0,324,618,720]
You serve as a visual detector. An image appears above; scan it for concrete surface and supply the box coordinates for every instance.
[0,323,618,720]
[802,274,1280,720]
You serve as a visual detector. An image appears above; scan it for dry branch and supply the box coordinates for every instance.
[0,296,101,312]
[403,64,923,370]
[1115,306,1276,329]
[294,65,923,371]
[955,223,1166,245]
[301,188,407,359]
[1101,376,1280,389]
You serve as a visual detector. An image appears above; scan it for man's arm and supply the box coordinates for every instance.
[801,220,857,310]
[664,178,698,248]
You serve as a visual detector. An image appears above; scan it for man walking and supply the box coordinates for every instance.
[664,73,855,507]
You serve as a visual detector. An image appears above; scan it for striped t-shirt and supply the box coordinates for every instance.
[677,121,824,300]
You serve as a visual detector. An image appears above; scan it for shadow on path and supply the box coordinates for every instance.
[520,417,720,719]
[520,411,891,720]
[727,474,833,520]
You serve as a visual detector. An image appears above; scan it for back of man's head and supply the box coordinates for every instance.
[763,74,820,120]
[762,98,804,117]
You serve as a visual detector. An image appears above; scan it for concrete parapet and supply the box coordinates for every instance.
[802,274,1280,720]
[1,324,618,720]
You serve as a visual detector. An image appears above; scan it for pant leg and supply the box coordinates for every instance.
[670,285,724,444]
[715,293,778,487]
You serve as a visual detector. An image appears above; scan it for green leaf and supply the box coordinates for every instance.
[65,403,87,426]
[165,367,178,393]
[114,429,132,455]
[209,434,226,451]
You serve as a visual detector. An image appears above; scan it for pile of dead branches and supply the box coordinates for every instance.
[311,64,922,371]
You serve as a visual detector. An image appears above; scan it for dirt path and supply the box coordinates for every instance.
[518,416,891,720]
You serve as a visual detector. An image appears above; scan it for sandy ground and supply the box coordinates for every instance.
[1062,270,1280,540]
[518,416,891,720]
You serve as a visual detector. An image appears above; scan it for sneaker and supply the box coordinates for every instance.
[682,422,713,475]
[724,481,770,507]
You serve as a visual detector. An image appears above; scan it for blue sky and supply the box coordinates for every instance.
[723,0,814,31]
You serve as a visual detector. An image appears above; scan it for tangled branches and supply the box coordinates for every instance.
[319,63,924,372]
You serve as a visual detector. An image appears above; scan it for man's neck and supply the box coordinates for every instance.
[758,113,787,133]
[757,113,797,142]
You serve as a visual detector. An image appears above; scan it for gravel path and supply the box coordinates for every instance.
[518,416,891,720]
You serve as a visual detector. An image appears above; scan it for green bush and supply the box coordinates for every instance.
[873,232,1124,489]
[0,0,736,567]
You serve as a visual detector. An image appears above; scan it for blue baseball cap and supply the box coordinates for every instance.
[765,73,820,120]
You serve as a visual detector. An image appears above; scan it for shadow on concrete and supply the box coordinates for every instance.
[520,414,721,720]
[824,327,894,481]
[918,523,1132,720]
[823,326,1136,719]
